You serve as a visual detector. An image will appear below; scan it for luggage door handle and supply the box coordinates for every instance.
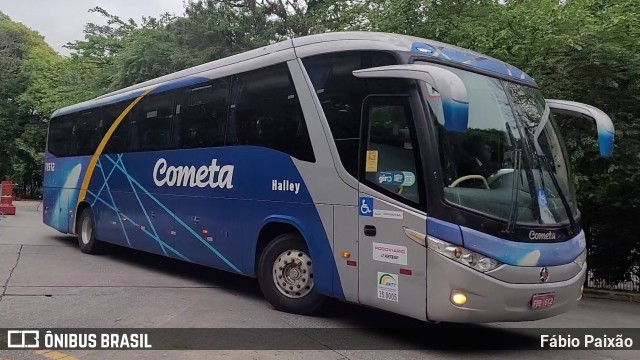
[363,225,377,237]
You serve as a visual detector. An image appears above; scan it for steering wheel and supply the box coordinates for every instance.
[449,175,490,190]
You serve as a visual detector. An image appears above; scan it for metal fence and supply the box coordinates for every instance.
[587,268,640,292]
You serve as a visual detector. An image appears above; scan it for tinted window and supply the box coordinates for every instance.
[129,92,175,152]
[103,102,130,154]
[47,115,75,156]
[227,64,314,162]
[72,112,102,155]
[47,101,144,157]
[302,51,404,176]
[363,96,422,205]
[175,79,229,149]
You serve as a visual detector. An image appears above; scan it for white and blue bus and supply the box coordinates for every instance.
[43,32,615,323]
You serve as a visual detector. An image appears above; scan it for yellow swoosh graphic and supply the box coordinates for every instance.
[77,87,155,205]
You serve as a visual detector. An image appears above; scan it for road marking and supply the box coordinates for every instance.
[33,350,80,360]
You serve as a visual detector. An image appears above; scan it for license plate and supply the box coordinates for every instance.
[531,293,555,310]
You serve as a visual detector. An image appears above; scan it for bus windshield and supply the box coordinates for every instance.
[420,62,577,227]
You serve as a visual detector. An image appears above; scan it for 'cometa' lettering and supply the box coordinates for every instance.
[153,158,234,189]
[529,230,556,240]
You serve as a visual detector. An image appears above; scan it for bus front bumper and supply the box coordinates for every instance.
[426,248,585,323]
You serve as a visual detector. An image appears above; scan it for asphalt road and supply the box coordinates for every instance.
[1,201,639,360]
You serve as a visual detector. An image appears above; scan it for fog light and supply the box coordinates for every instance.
[451,292,467,306]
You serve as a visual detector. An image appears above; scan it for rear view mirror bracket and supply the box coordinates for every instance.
[546,99,615,157]
[353,64,469,132]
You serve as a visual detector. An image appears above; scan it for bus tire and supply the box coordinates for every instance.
[77,208,103,254]
[257,233,325,315]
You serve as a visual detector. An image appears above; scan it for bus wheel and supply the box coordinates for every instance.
[77,208,103,254]
[258,233,325,315]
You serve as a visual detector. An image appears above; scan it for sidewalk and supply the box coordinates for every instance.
[584,288,640,303]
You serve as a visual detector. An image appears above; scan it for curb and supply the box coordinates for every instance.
[583,288,640,303]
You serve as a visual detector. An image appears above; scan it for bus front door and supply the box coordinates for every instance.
[357,95,428,321]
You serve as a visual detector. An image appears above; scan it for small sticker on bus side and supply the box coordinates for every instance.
[373,242,407,265]
[365,150,378,172]
[359,197,373,216]
[377,272,399,302]
[373,209,403,220]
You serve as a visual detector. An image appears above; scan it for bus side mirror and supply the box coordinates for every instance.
[353,64,469,132]
[546,99,615,157]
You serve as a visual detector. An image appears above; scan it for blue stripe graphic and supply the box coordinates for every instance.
[95,157,132,247]
[87,190,191,261]
[117,155,168,256]
[103,155,242,274]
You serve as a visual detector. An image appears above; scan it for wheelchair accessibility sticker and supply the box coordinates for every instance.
[359,197,403,220]
[359,197,373,217]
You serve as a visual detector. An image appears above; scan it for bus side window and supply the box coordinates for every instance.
[302,51,404,177]
[174,78,230,149]
[47,115,75,157]
[103,102,130,154]
[129,92,176,152]
[227,63,315,162]
[74,112,101,156]
[362,96,423,206]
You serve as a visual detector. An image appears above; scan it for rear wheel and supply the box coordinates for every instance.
[258,233,325,315]
[77,208,104,254]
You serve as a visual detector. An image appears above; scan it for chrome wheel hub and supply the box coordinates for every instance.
[80,216,92,245]
[272,249,314,298]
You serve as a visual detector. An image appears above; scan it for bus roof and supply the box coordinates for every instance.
[51,31,535,118]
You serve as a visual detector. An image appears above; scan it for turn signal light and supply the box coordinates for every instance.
[453,247,463,258]
[341,251,350,259]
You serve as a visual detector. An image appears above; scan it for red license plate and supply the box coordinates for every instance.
[531,293,555,310]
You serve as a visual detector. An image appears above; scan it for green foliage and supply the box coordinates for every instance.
[0,12,52,191]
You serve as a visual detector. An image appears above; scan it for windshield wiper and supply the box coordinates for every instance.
[503,122,522,234]
[504,148,522,234]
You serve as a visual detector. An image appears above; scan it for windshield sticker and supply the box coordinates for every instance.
[373,242,408,265]
[377,172,395,184]
[536,188,555,224]
[401,171,416,186]
[365,150,378,172]
[377,272,399,302]
[376,171,416,186]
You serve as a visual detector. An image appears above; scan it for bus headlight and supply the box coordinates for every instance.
[574,250,587,268]
[427,236,502,273]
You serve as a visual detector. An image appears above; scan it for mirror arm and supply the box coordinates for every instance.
[546,99,615,158]
[353,64,470,132]
[533,104,551,156]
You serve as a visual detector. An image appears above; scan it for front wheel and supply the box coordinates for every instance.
[257,233,325,315]
[77,208,104,254]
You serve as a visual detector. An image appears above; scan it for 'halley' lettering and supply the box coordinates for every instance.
[153,158,234,189]
[272,180,300,194]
